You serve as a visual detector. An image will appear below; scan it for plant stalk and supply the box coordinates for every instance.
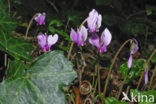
[137,49,156,89]
[102,39,132,103]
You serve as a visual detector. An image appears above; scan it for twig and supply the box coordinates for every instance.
[46,0,59,14]
[137,49,156,89]
[79,18,88,30]
[67,42,74,59]
[148,66,156,89]
[97,63,101,94]
[116,75,128,100]
[25,13,37,40]
[65,19,69,32]
[102,39,132,103]
[7,0,10,14]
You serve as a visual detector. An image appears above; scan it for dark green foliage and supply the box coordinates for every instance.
[0,0,33,61]
[105,97,127,104]
[120,59,144,83]
[0,51,77,104]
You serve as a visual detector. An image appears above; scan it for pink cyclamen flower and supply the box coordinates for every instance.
[127,39,139,68]
[34,13,46,25]
[37,33,58,51]
[89,28,112,52]
[144,70,148,84]
[87,9,102,32]
[70,26,88,46]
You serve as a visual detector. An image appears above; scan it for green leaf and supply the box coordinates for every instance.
[105,97,128,104]
[49,19,63,27]
[0,0,33,61]
[120,59,144,83]
[48,25,71,43]
[6,60,26,79]
[0,51,77,104]
[0,30,33,61]
[130,89,156,103]
[0,0,17,34]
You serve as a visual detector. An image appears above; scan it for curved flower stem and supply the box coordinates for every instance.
[67,18,88,59]
[25,13,37,40]
[148,65,156,90]
[67,42,74,59]
[102,39,132,103]
[97,62,101,94]
[79,18,88,30]
[116,75,128,100]
[137,49,156,89]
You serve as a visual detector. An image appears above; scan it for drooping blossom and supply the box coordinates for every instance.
[127,39,139,68]
[34,13,46,25]
[70,25,88,46]
[144,70,148,84]
[89,28,112,52]
[87,9,102,32]
[37,33,58,51]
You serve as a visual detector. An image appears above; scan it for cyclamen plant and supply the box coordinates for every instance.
[37,33,58,51]
[89,28,112,52]
[87,9,102,32]
[70,26,88,46]
[127,39,139,68]
[70,9,112,53]
[34,12,46,25]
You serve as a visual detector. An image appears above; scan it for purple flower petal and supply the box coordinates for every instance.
[97,14,102,28]
[131,39,139,54]
[47,34,58,46]
[70,28,78,43]
[37,33,47,51]
[144,71,148,84]
[99,44,107,52]
[87,9,101,32]
[34,13,46,25]
[101,28,112,46]
[128,54,133,68]
[79,26,88,46]
[89,33,100,48]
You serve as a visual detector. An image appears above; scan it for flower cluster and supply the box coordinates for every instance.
[70,9,112,53]
[37,33,58,51]
[34,12,58,52]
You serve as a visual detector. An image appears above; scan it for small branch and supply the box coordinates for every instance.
[116,75,127,100]
[137,49,156,89]
[67,42,74,59]
[25,13,37,40]
[78,18,88,30]
[46,0,59,14]
[148,66,156,90]
[7,0,10,14]
[102,39,132,103]
[97,63,101,94]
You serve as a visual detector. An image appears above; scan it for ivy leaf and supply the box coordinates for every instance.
[105,97,128,104]
[0,30,33,61]
[120,59,144,83]
[0,0,33,61]
[0,51,77,104]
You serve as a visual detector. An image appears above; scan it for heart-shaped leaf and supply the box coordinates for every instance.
[0,0,33,61]
[0,51,77,104]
